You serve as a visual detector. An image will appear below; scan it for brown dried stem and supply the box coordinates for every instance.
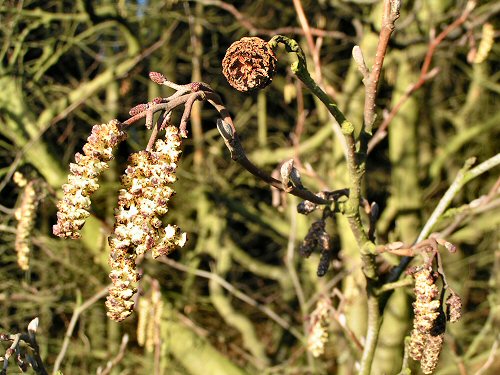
[368,1,476,153]
[363,0,400,135]
[123,80,332,206]
[195,0,351,40]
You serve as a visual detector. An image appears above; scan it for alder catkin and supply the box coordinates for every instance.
[409,267,440,361]
[14,180,40,271]
[106,126,186,322]
[53,120,127,239]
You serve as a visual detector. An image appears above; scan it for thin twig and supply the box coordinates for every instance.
[388,153,500,283]
[363,0,400,134]
[53,287,109,374]
[377,278,413,294]
[192,0,351,40]
[284,204,312,365]
[292,0,323,87]
[418,154,500,243]
[96,334,129,375]
[157,256,304,341]
[474,336,499,375]
[123,84,331,206]
[368,1,476,153]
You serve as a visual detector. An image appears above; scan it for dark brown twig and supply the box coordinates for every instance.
[0,318,48,375]
[123,79,333,206]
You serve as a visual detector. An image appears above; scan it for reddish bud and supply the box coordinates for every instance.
[190,82,201,92]
[149,71,166,85]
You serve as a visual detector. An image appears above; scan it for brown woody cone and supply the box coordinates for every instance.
[222,37,277,92]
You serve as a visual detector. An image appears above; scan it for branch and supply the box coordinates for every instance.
[53,287,109,374]
[192,0,351,40]
[124,79,333,206]
[96,334,129,375]
[387,153,500,283]
[368,1,476,153]
[268,35,350,132]
[268,35,372,258]
[362,0,401,134]
[157,257,303,341]
[0,318,48,375]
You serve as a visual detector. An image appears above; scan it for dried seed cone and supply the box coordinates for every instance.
[222,37,277,92]
[53,120,127,239]
[106,126,187,322]
[299,219,330,258]
[15,181,40,271]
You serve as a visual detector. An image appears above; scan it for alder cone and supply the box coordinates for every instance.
[222,37,277,92]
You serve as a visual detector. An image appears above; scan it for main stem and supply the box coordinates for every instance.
[269,33,388,374]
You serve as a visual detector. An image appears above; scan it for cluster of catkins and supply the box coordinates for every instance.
[53,120,186,321]
[409,266,462,374]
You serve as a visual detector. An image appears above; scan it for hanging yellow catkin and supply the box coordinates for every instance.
[306,295,332,357]
[14,174,41,271]
[474,23,494,64]
[136,297,151,347]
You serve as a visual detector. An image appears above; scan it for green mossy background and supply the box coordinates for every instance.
[0,1,498,374]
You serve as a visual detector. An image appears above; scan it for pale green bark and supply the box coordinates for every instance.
[373,53,420,374]
[163,317,251,375]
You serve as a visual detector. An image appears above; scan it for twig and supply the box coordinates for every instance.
[363,0,401,134]
[284,204,312,365]
[0,318,48,375]
[292,0,324,87]
[418,154,500,243]
[96,334,129,375]
[330,289,364,352]
[192,0,351,40]
[376,278,413,293]
[474,336,499,375]
[435,178,500,238]
[53,287,109,374]
[397,337,412,375]
[388,153,500,283]
[269,35,348,159]
[157,256,304,341]
[368,1,476,153]
[124,80,332,206]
